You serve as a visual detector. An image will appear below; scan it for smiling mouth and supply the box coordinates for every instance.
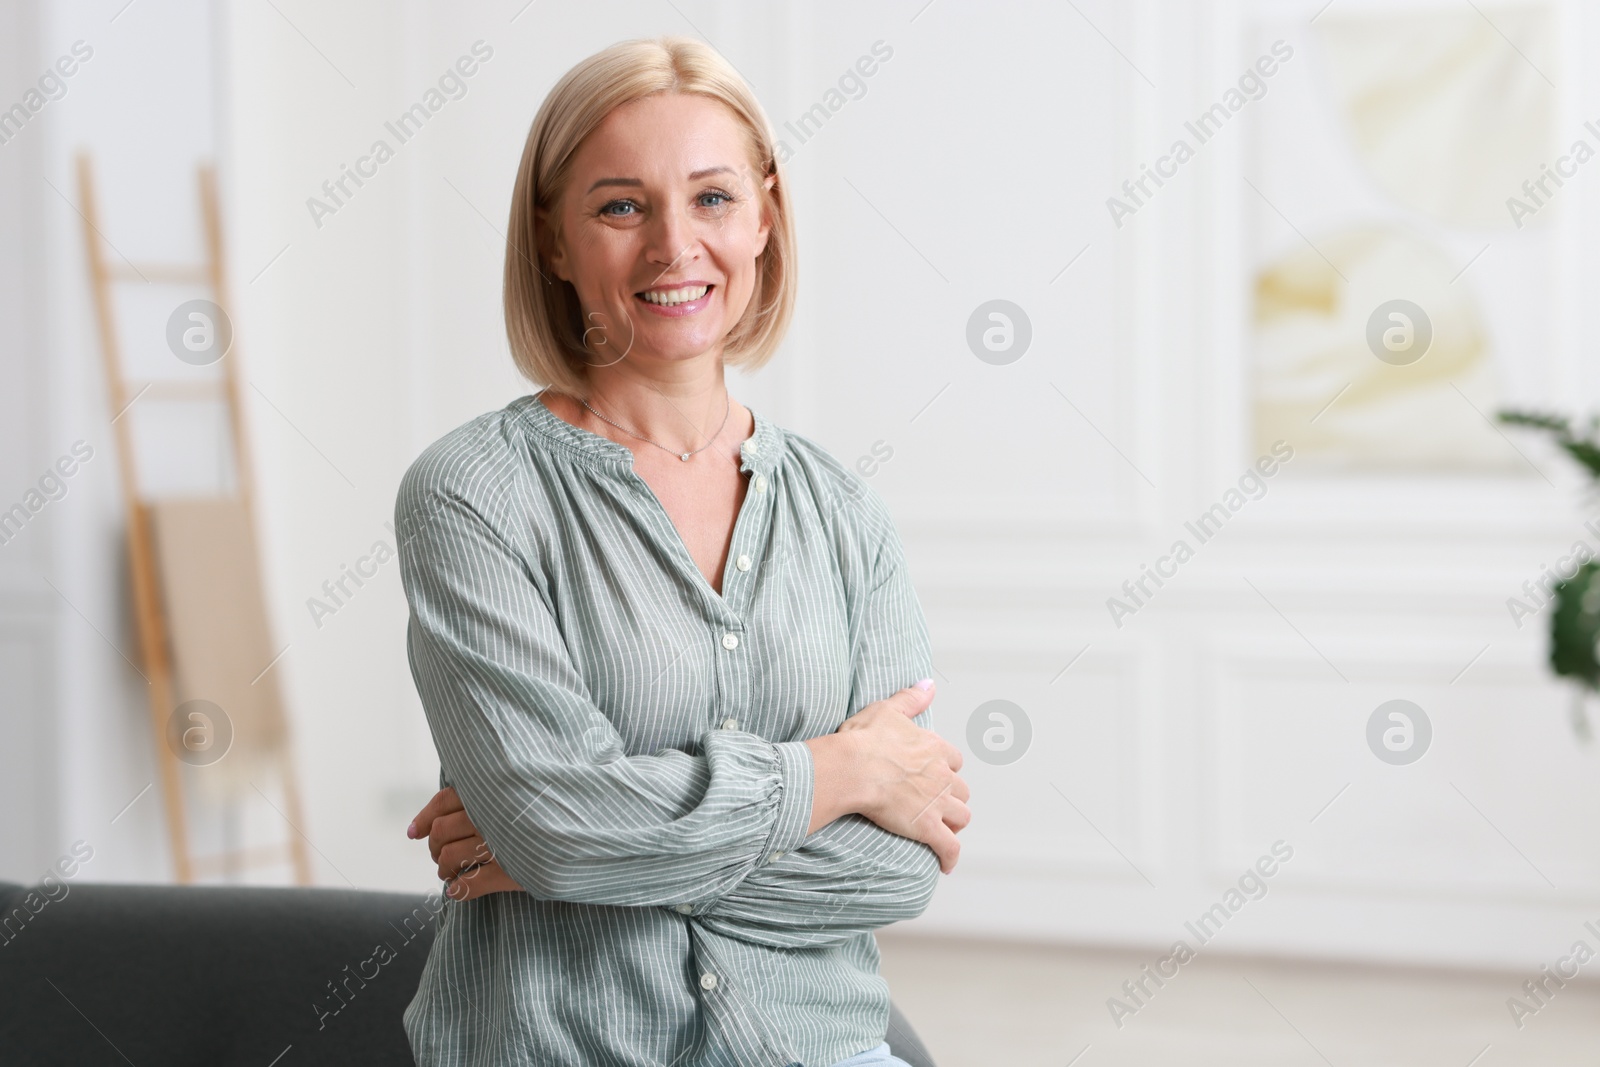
[636,284,713,307]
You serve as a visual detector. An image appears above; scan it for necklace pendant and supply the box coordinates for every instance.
[681,452,691,462]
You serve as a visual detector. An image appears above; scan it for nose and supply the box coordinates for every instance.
[642,200,700,276]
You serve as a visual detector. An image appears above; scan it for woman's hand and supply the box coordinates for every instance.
[809,681,972,874]
[409,787,525,902]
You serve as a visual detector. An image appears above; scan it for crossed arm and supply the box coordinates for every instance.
[398,458,966,947]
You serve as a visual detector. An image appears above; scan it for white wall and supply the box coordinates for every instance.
[0,0,57,882]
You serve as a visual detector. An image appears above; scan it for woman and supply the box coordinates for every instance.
[394,35,971,1067]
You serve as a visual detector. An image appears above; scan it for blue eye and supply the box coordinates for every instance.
[598,191,733,218]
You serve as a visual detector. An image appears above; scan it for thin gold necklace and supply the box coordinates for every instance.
[580,388,731,462]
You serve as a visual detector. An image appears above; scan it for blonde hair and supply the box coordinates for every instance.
[504,36,796,397]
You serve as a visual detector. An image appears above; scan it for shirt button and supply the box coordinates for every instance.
[674,903,694,914]
[735,554,751,572]
[768,851,784,864]
[746,440,759,455]
[721,632,739,650]
[700,973,719,991]
[754,474,767,493]
[722,718,740,730]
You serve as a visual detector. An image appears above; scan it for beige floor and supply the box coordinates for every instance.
[876,933,1600,1067]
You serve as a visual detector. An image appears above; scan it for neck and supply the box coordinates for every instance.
[577,356,729,452]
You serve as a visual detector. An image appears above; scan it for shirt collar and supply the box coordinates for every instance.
[512,390,783,477]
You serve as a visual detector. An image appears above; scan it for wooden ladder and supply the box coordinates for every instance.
[75,150,312,885]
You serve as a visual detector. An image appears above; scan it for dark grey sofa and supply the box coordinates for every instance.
[0,880,936,1066]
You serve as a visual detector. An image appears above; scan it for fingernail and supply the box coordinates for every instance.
[406,821,417,839]
[914,678,934,691]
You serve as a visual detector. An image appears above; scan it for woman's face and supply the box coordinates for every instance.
[544,92,775,368]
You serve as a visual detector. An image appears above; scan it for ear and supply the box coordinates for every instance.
[753,172,777,257]
[535,206,570,282]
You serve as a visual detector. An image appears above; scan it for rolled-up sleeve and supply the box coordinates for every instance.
[396,453,814,908]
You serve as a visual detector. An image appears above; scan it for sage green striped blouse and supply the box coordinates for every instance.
[394,390,939,1067]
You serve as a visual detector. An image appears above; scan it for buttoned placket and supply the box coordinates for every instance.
[685,433,799,1067]
[687,926,796,1067]
[707,436,770,744]
[662,421,777,932]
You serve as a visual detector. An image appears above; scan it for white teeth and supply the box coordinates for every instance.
[641,285,709,306]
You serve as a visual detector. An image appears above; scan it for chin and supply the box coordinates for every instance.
[637,329,728,363]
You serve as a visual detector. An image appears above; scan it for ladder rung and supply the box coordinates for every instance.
[190,841,298,877]
[127,379,226,401]
[109,263,210,285]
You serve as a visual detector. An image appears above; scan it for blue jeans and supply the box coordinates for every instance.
[824,1042,914,1067]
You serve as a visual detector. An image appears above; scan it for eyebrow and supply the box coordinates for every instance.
[585,166,736,195]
